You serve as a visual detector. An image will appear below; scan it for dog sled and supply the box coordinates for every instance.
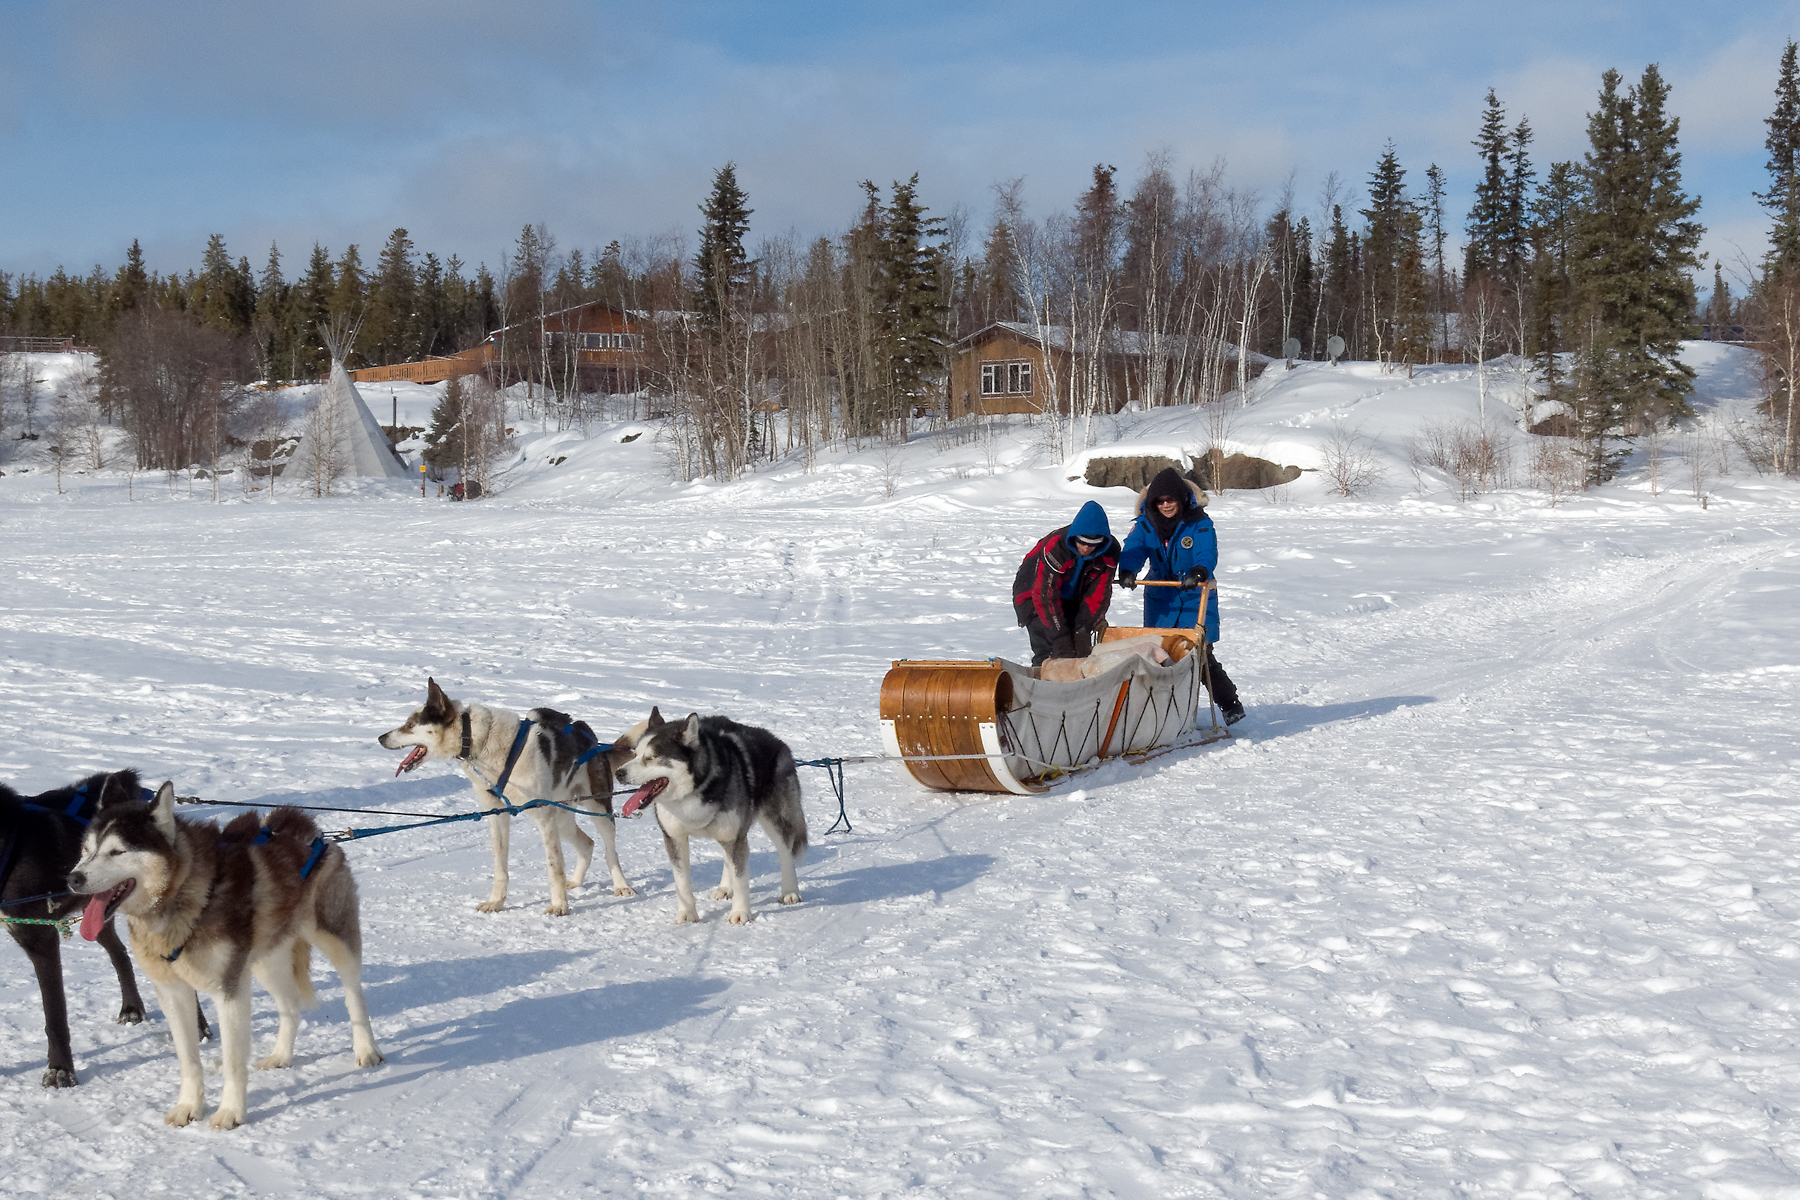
[879,585,1229,794]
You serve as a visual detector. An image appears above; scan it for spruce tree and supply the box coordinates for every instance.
[365,228,417,365]
[592,241,630,307]
[1294,216,1317,348]
[1424,163,1449,352]
[472,264,499,345]
[978,218,1023,326]
[1704,264,1733,331]
[1504,118,1537,284]
[423,374,466,470]
[876,174,949,417]
[1361,143,1432,366]
[254,243,287,382]
[417,252,446,357]
[1465,90,1511,280]
[1570,65,1703,480]
[694,163,754,331]
[1757,41,1800,273]
[508,224,549,321]
[197,235,252,332]
[107,240,149,329]
[329,245,365,336]
[1264,209,1316,355]
[1527,161,1584,397]
[287,244,335,379]
[1320,205,1354,355]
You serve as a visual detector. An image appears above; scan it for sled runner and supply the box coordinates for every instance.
[879,590,1229,794]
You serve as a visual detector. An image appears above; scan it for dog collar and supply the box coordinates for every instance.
[458,711,473,760]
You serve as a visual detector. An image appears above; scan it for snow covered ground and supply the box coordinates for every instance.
[2,345,1799,1197]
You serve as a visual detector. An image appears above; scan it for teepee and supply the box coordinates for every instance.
[290,318,411,487]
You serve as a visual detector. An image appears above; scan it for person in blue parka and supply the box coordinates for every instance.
[1117,466,1245,724]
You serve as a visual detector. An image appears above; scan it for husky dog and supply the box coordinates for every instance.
[68,783,383,1129]
[2,769,210,1087]
[379,678,640,915]
[69,784,379,1129]
[614,708,808,925]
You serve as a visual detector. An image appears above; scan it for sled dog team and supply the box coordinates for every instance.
[3,680,807,1129]
[7,481,1242,1128]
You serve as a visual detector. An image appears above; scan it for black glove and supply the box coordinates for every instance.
[1050,634,1076,659]
[1118,571,1138,590]
[1180,565,1211,591]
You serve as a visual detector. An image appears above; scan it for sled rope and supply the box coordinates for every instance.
[320,796,629,845]
[177,736,1203,857]
[178,797,515,819]
[794,758,852,834]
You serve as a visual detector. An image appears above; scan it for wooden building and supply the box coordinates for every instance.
[948,322,1263,419]
[948,322,1177,419]
[350,300,646,392]
[948,323,1053,418]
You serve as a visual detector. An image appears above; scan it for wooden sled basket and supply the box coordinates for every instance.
[879,601,1229,794]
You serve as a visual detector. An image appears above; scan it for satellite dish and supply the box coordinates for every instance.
[1326,335,1346,364]
[1281,337,1301,367]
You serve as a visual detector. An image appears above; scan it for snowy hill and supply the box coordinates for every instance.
[3,344,1799,1196]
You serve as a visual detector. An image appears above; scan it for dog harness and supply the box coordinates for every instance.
[457,717,538,803]
[163,828,327,963]
[2,781,109,899]
[19,780,103,826]
[0,783,160,912]
[565,722,614,768]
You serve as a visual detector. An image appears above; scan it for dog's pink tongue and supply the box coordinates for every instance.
[622,779,664,817]
[79,895,109,942]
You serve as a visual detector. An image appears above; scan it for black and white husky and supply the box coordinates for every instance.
[379,678,641,915]
[614,708,808,925]
[68,783,383,1129]
[2,769,210,1087]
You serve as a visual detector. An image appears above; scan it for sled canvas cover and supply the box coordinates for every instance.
[880,625,1216,794]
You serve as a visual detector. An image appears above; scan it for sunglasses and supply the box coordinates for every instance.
[1074,536,1105,548]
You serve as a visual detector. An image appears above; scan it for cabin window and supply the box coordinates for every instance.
[573,332,640,350]
[981,360,1031,396]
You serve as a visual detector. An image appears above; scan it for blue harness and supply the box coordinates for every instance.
[566,722,613,769]
[477,719,614,803]
[164,826,326,963]
[1,780,116,901]
[20,780,102,826]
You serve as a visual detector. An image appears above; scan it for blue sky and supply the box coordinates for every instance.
[3,0,1796,293]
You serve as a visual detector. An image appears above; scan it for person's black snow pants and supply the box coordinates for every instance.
[1204,649,1240,711]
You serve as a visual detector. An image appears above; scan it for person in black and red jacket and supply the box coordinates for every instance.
[1012,500,1119,667]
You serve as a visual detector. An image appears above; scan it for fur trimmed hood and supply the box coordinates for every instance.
[1134,468,1209,519]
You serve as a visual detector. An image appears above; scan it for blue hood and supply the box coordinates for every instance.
[1066,500,1111,546]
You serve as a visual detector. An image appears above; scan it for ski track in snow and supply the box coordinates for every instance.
[4,434,1800,1194]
